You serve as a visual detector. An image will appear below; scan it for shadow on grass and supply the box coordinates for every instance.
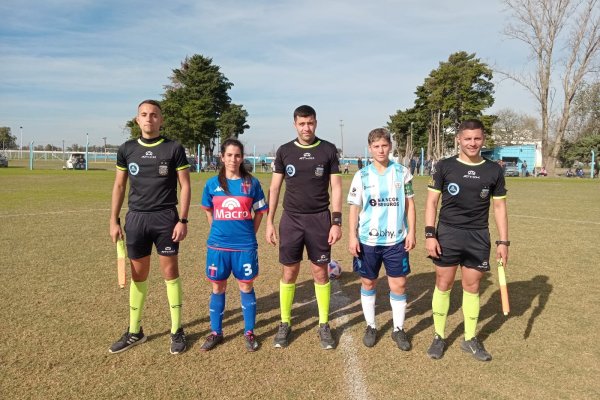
[148,279,324,347]
[146,273,551,349]
[478,275,552,341]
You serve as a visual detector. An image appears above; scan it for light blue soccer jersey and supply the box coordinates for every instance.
[347,161,414,246]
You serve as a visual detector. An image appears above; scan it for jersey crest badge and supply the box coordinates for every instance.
[286,164,296,177]
[158,160,169,176]
[448,183,460,196]
[480,187,490,199]
[315,166,324,177]
[128,163,140,175]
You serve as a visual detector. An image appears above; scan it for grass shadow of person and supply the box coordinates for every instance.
[252,278,326,346]
[147,278,316,346]
[477,274,552,341]
[328,270,474,346]
[405,270,493,342]
[330,272,438,346]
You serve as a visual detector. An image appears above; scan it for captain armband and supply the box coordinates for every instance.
[404,181,414,196]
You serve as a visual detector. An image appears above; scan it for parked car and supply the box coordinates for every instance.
[66,153,86,170]
[0,154,8,167]
[504,162,519,177]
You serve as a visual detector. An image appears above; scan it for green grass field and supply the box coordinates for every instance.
[1,166,598,399]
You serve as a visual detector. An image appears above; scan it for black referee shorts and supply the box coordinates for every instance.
[125,208,179,259]
[279,210,331,265]
[433,223,491,271]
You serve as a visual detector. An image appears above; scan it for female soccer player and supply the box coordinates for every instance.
[200,139,268,351]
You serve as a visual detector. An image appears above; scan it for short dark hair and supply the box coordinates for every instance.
[138,99,162,111]
[458,119,484,134]
[293,105,316,120]
[367,128,391,145]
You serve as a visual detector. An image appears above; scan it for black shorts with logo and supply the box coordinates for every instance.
[432,222,491,271]
[125,208,179,259]
[279,210,331,265]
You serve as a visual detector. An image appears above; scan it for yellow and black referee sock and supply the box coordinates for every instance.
[315,281,331,324]
[462,290,480,341]
[279,281,295,325]
[165,277,183,334]
[432,286,451,338]
[129,280,148,334]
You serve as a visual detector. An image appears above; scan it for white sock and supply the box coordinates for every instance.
[360,288,376,328]
[390,292,407,331]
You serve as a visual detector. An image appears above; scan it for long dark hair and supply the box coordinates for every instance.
[218,138,252,195]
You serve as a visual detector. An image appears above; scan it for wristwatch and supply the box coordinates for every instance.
[495,240,510,246]
[179,218,188,224]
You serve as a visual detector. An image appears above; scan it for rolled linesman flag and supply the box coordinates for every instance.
[497,259,510,316]
[116,239,127,289]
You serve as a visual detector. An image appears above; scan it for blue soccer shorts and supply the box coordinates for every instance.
[352,241,411,280]
[205,246,259,282]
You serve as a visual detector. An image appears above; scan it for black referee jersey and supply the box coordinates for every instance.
[116,136,189,212]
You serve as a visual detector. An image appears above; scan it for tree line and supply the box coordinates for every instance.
[387,0,599,173]
[3,1,597,174]
[124,54,249,160]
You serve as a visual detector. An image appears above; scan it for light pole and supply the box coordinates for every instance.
[410,122,414,152]
[20,126,23,159]
[85,133,89,171]
[102,137,107,161]
[339,119,344,162]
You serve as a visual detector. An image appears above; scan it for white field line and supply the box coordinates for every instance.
[0,205,212,218]
[0,208,113,218]
[329,280,370,400]
[511,214,600,225]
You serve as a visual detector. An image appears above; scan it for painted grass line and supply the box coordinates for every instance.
[0,208,113,218]
[0,204,208,218]
[330,280,371,400]
[512,214,600,225]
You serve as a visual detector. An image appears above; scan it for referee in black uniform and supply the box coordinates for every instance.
[266,105,343,349]
[424,119,509,362]
[108,100,191,355]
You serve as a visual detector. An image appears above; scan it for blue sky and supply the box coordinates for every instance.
[0,0,535,155]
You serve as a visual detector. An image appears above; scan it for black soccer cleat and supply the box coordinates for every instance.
[363,325,377,348]
[460,337,492,361]
[199,332,224,351]
[426,334,446,360]
[244,331,259,352]
[273,322,291,348]
[170,327,187,355]
[109,327,147,354]
[391,328,412,351]
[318,323,336,350]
